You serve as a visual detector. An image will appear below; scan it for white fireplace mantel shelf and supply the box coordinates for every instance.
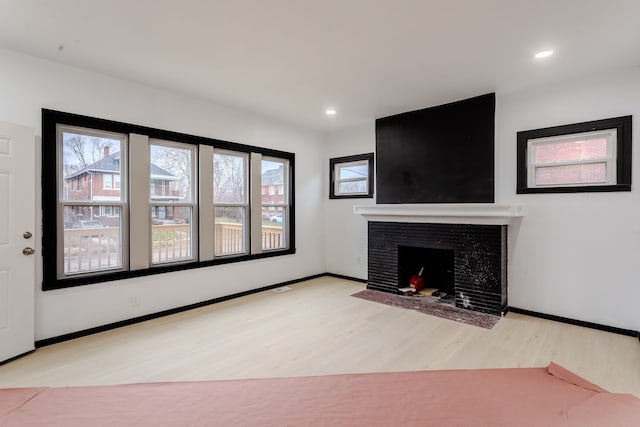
[354,204,524,225]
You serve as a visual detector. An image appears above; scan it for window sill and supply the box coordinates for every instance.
[516,183,631,194]
[43,248,296,291]
[329,194,374,200]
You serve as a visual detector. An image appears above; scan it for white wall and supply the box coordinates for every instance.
[324,124,375,279]
[0,49,327,340]
[497,68,640,332]
[325,67,640,332]
[3,45,638,339]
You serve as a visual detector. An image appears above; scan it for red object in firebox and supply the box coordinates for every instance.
[409,275,424,291]
[409,267,425,291]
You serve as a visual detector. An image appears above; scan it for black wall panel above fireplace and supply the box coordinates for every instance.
[375,93,495,204]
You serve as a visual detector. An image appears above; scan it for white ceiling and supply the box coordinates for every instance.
[1,0,639,132]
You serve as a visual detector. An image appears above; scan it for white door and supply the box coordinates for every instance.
[0,121,35,362]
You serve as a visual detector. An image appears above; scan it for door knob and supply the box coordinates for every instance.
[23,231,32,239]
[23,247,35,256]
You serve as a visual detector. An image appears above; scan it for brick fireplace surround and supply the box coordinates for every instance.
[355,205,523,316]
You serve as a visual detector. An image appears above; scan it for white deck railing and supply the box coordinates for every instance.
[63,222,284,274]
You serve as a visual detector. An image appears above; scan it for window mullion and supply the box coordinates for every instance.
[199,144,214,261]
[61,201,127,207]
[532,158,610,168]
[150,202,196,208]
[250,153,263,255]
[215,203,248,207]
[129,133,150,270]
[337,177,368,184]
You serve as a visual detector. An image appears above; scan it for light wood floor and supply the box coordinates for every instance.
[1,276,639,397]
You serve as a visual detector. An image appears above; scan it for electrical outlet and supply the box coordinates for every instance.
[130,295,140,307]
[356,256,361,265]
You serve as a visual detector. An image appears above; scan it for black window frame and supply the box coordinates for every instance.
[516,116,632,194]
[329,153,374,199]
[42,109,295,291]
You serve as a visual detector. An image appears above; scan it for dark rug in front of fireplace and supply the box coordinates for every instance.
[351,290,500,329]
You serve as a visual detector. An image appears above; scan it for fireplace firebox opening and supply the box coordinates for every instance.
[398,246,455,300]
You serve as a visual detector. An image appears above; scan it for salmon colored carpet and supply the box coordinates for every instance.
[2,363,639,426]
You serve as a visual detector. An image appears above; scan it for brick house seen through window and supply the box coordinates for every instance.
[64,146,179,228]
[261,164,285,217]
[517,116,631,194]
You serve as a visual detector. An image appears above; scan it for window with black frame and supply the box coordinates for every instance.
[517,116,631,194]
[329,153,374,199]
[42,109,295,290]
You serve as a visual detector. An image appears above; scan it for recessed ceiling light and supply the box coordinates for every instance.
[534,49,554,59]
[325,109,337,116]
